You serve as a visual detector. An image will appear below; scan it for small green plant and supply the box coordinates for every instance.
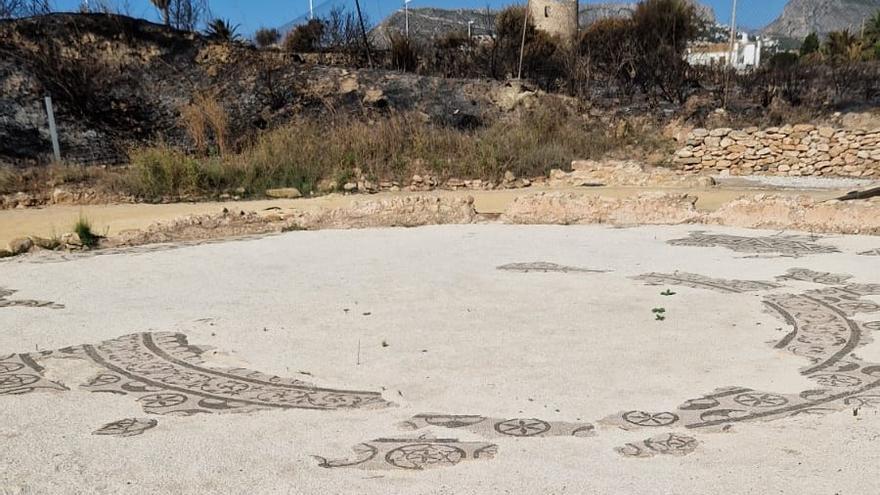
[652,307,666,321]
[661,289,676,296]
[73,215,101,248]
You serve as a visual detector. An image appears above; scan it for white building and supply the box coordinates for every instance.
[687,32,762,70]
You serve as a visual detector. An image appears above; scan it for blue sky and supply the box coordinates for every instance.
[55,0,789,34]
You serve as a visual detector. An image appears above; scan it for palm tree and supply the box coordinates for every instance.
[823,30,861,63]
[150,0,170,26]
[864,10,880,58]
[865,10,880,42]
[204,18,241,42]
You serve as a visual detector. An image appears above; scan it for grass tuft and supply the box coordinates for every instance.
[73,215,101,248]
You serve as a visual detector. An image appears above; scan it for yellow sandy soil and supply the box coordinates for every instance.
[0,186,844,247]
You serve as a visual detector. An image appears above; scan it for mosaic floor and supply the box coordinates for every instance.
[3,229,879,475]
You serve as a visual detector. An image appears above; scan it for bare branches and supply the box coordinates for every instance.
[0,0,51,18]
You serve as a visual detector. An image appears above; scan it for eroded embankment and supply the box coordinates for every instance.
[2,192,878,258]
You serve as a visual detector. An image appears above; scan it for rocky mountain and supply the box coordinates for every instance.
[580,1,715,26]
[763,0,880,39]
[370,2,715,48]
[370,8,494,49]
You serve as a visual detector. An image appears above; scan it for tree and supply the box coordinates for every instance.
[284,19,324,52]
[389,32,419,72]
[490,6,559,81]
[254,27,280,48]
[579,18,638,95]
[168,0,209,31]
[800,32,819,57]
[150,0,208,31]
[631,0,701,103]
[320,7,360,52]
[204,18,240,42]
[823,30,862,63]
[149,0,170,26]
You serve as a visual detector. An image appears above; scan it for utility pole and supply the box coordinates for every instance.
[309,0,313,20]
[354,0,373,68]
[517,0,531,80]
[727,0,738,68]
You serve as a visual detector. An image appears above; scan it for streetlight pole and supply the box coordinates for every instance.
[405,0,412,38]
[468,20,474,39]
[728,0,738,68]
[309,0,314,20]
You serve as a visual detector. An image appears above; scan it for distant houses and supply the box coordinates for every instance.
[687,33,765,70]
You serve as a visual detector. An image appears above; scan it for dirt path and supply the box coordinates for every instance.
[0,186,845,246]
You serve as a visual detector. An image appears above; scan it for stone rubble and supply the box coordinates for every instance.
[707,194,880,235]
[292,195,477,229]
[549,160,716,188]
[501,192,704,226]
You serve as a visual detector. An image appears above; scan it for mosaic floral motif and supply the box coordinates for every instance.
[92,418,158,438]
[314,437,497,471]
[398,413,595,438]
[0,353,67,396]
[0,287,63,309]
[616,433,699,458]
[0,332,392,416]
[603,270,880,432]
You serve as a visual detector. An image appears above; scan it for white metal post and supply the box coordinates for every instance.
[44,96,61,163]
[728,0,738,68]
[405,0,410,38]
[309,0,314,20]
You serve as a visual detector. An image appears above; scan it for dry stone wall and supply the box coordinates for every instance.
[673,125,880,178]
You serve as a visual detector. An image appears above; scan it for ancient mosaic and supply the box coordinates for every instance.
[315,437,498,471]
[398,413,595,438]
[602,272,880,432]
[497,262,608,274]
[633,272,781,294]
[0,287,63,310]
[615,433,699,458]
[668,232,840,256]
[0,332,391,415]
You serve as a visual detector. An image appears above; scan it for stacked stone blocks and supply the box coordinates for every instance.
[673,125,880,178]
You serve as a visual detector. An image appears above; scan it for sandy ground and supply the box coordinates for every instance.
[1,224,879,494]
[0,185,848,247]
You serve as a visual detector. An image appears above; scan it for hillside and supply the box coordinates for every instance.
[763,0,880,39]
[370,8,494,49]
[339,2,716,48]
[0,13,527,166]
[580,1,715,25]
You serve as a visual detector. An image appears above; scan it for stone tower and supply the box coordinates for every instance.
[529,0,579,41]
